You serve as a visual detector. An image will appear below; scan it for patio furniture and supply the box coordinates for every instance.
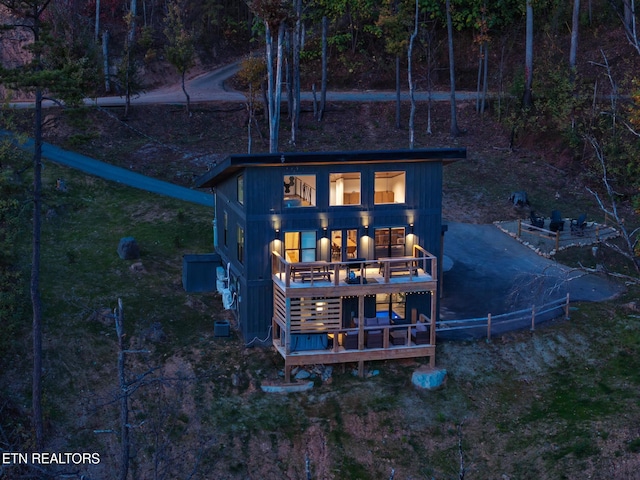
[570,214,587,236]
[389,330,407,346]
[344,317,389,349]
[529,210,544,229]
[549,210,564,232]
[411,322,430,345]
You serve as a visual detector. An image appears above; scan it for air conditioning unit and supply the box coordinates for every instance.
[222,288,235,310]
[216,265,229,294]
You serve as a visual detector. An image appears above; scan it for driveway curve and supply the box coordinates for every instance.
[440,222,624,321]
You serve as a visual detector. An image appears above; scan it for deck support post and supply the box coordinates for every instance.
[358,360,364,377]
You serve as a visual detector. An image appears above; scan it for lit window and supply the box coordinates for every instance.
[283,175,316,207]
[284,231,316,263]
[374,171,406,204]
[330,172,361,206]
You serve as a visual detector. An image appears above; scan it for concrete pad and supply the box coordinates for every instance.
[440,222,624,322]
[412,367,447,389]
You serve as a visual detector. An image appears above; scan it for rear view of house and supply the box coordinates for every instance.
[196,148,466,379]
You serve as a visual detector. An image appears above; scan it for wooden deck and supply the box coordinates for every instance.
[272,247,437,297]
[271,246,439,381]
[272,314,436,381]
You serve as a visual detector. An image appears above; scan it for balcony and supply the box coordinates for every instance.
[271,245,437,297]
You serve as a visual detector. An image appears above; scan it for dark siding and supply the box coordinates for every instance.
[210,156,449,342]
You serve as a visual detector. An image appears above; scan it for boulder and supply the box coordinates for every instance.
[411,367,447,389]
[118,237,140,260]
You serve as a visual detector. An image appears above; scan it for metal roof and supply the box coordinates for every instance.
[194,148,466,188]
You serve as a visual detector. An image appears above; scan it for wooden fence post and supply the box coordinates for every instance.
[565,293,570,319]
[517,219,522,238]
[487,313,492,341]
[531,305,536,331]
[555,231,560,251]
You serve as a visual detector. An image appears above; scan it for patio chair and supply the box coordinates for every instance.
[549,210,564,232]
[570,214,587,236]
[411,322,430,345]
[529,210,544,229]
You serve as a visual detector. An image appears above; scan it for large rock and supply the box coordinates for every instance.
[411,367,447,389]
[117,237,140,260]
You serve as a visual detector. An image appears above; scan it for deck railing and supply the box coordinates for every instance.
[273,312,435,355]
[271,247,437,288]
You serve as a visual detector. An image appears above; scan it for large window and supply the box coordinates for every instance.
[329,173,361,206]
[284,231,317,263]
[237,226,244,263]
[374,171,406,204]
[331,229,358,261]
[283,175,316,207]
[374,227,406,259]
[376,293,406,320]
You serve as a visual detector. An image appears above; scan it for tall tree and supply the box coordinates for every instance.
[164,0,196,115]
[522,0,534,108]
[0,0,89,450]
[407,0,418,147]
[1,0,48,450]
[445,0,461,136]
[251,0,289,153]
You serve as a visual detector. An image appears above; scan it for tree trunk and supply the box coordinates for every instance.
[103,30,110,93]
[395,56,401,129]
[116,299,130,480]
[291,0,302,144]
[446,0,461,137]
[95,0,100,43]
[569,0,580,73]
[181,70,191,115]
[408,0,418,148]
[318,16,328,121]
[31,4,44,450]
[32,84,44,452]
[523,0,534,108]
[266,21,285,153]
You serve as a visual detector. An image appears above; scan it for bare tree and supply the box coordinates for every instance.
[585,135,640,274]
[445,0,461,136]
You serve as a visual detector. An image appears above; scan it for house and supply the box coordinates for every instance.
[195,148,466,380]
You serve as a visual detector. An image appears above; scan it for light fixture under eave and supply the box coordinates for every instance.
[410,223,414,234]
[275,229,280,240]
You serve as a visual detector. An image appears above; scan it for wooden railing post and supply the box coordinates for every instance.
[487,313,492,341]
[555,231,560,251]
[517,219,522,237]
[565,293,570,319]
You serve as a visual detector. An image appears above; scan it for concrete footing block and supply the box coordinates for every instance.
[411,367,447,389]
[260,381,314,394]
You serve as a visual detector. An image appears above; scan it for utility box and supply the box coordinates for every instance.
[182,254,221,292]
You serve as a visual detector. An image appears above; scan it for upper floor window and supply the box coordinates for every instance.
[237,175,244,204]
[374,171,406,204]
[330,173,361,206]
[283,175,316,207]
